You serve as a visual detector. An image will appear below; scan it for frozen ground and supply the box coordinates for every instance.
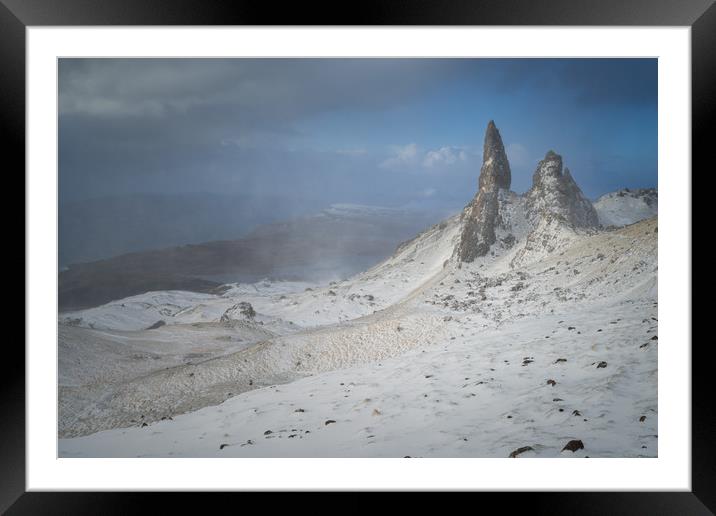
[59,214,657,458]
[593,189,658,228]
[60,300,657,458]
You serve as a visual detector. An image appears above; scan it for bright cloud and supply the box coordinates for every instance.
[379,143,420,169]
[381,144,470,170]
[423,187,437,197]
[423,146,468,168]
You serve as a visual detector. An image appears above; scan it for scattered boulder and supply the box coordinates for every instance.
[561,439,585,453]
[325,420,336,426]
[220,301,256,322]
[596,361,608,368]
[509,446,534,458]
[146,320,166,330]
[547,379,557,386]
[502,234,517,249]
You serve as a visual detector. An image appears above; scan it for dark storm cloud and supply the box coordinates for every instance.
[59,58,656,204]
[59,59,465,131]
[58,58,473,199]
[58,58,657,267]
[561,59,657,107]
[468,59,658,107]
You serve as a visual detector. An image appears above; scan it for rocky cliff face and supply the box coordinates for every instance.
[479,120,511,190]
[525,150,599,229]
[456,124,601,263]
[456,121,511,262]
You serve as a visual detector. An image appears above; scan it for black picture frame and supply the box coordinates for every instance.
[5,0,710,512]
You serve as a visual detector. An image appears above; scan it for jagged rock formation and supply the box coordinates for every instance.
[479,120,512,190]
[524,150,599,228]
[220,301,256,323]
[456,121,512,262]
[451,123,623,267]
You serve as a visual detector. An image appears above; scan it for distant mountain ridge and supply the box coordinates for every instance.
[59,192,324,268]
[58,202,438,311]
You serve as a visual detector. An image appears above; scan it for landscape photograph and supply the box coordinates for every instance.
[57,58,658,458]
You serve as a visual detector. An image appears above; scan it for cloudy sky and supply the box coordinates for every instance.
[59,58,657,210]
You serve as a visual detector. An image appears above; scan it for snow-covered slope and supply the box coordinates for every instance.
[593,188,658,227]
[59,215,657,456]
[58,121,658,458]
[60,297,657,458]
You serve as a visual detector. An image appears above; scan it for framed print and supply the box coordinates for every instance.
[5,0,711,512]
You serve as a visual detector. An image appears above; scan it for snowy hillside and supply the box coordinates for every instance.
[593,188,658,227]
[59,216,657,457]
[58,121,657,458]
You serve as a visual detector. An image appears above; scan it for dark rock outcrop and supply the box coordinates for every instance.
[146,320,166,330]
[525,150,599,228]
[561,439,585,452]
[509,445,534,458]
[480,120,512,190]
[220,301,256,323]
[456,121,512,262]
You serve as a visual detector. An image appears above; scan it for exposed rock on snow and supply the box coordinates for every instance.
[479,120,512,191]
[220,301,256,322]
[561,439,585,453]
[525,151,599,229]
[456,120,512,262]
[509,446,535,458]
[457,126,599,264]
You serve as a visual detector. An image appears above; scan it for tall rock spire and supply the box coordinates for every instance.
[456,120,512,262]
[479,120,511,191]
[525,150,599,228]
